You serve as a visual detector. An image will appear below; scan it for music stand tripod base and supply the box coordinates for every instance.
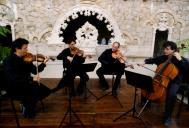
[84,87,99,100]
[113,70,153,127]
[113,88,149,128]
[58,87,85,128]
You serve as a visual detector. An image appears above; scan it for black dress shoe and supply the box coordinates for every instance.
[162,117,172,126]
[101,85,109,91]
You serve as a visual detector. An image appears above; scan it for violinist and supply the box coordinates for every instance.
[56,39,89,96]
[3,38,52,118]
[96,42,126,96]
[140,41,189,126]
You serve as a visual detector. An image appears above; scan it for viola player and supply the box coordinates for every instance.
[96,41,126,96]
[55,38,89,96]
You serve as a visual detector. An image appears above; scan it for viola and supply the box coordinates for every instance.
[112,50,126,63]
[23,52,55,63]
[70,47,84,56]
[70,47,92,59]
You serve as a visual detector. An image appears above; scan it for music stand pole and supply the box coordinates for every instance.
[58,86,84,128]
[113,87,138,121]
[137,100,150,117]
[83,65,98,100]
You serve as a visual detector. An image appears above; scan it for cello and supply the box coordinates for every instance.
[141,55,179,102]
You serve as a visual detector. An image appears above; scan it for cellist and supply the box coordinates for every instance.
[139,41,189,126]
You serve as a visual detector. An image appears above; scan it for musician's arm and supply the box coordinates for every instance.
[98,50,109,65]
[3,57,33,84]
[57,50,66,60]
[57,49,71,67]
[30,62,46,74]
[176,57,189,73]
[145,55,167,65]
[72,55,85,64]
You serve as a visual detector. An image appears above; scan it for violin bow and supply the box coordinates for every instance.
[35,45,40,85]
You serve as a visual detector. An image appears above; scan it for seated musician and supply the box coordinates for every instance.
[96,41,126,96]
[3,38,52,118]
[56,39,89,96]
[140,41,189,126]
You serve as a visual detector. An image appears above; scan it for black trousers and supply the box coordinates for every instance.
[96,64,125,91]
[141,81,180,119]
[7,81,51,105]
[58,68,89,94]
[164,81,180,118]
[6,81,51,117]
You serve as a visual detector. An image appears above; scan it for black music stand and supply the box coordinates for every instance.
[79,63,98,99]
[113,70,153,127]
[58,63,97,128]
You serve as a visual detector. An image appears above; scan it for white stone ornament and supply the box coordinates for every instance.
[76,21,98,54]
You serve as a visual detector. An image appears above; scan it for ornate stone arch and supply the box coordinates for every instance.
[0,3,15,40]
[48,4,123,48]
[145,9,185,56]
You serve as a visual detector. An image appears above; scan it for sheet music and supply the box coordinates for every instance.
[125,63,156,78]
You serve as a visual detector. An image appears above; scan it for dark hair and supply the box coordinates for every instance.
[11,38,29,53]
[65,36,76,44]
[67,39,76,44]
[162,41,177,51]
[113,42,120,48]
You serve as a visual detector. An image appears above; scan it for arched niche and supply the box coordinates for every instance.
[48,4,124,55]
[146,9,184,56]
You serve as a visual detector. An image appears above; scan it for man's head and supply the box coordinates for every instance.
[162,41,177,55]
[67,40,76,50]
[12,38,29,56]
[112,42,120,52]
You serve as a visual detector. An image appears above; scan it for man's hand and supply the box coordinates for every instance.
[173,52,182,61]
[67,56,73,62]
[33,75,40,82]
[43,56,49,64]
[137,63,145,67]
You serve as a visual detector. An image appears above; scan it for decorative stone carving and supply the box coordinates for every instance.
[0,4,14,23]
[48,4,123,46]
[76,21,98,54]
[154,12,175,31]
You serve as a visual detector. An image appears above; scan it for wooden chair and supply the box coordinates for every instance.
[176,83,189,118]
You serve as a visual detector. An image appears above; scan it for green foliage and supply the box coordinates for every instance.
[176,39,189,56]
[0,45,10,64]
[0,26,11,37]
[0,26,11,65]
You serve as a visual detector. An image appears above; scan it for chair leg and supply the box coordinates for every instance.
[40,100,45,112]
[0,98,2,114]
[10,99,20,128]
[177,92,184,118]
[187,91,189,110]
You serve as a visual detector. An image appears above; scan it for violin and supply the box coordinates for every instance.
[70,47,84,56]
[112,50,126,63]
[23,52,55,63]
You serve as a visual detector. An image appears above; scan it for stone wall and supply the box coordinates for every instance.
[1,0,189,78]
